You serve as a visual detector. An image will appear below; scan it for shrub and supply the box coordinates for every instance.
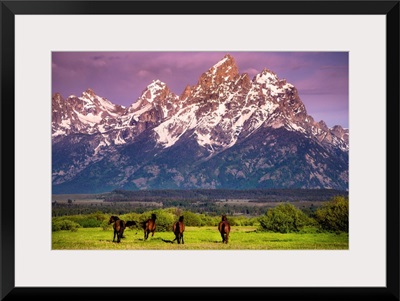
[315,196,349,233]
[52,219,80,232]
[228,216,259,226]
[88,211,109,222]
[258,203,314,233]
[101,220,112,231]
[181,211,203,227]
[53,214,105,228]
[77,218,103,228]
[119,212,142,229]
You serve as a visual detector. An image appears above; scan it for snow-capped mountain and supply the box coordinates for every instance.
[52,54,349,193]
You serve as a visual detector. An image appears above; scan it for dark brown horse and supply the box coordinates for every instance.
[218,215,230,244]
[125,221,137,227]
[141,213,156,240]
[108,215,126,243]
[172,216,185,244]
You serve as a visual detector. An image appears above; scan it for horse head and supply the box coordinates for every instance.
[221,215,227,222]
[151,213,157,220]
[179,216,184,222]
[108,215,119,224]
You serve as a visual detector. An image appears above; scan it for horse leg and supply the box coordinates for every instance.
[118,229,124,243]
[113,229,116,242]
[182,233,184,244]
[220,232,225,243]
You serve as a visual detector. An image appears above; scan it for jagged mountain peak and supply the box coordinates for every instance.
[52,54,349,192]
[211,54,239,78]
[180,84,193,100]
[253,68,280,85]
[139,80,172,102]
[147,79,167,90]
[140,79,169,102]
[212,53,238,70]
[318,120,328,130]
[53,92,64,103]
[196,54,240,91]
[83,88,97,97]
[127,79,176,112]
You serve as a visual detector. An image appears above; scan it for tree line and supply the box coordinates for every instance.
[52,196,348,234]
[99,188,348,202]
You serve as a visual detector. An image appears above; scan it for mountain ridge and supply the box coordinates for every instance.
[52,54,348,193]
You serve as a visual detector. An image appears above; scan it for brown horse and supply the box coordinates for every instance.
[141,213,156,240]
[172,216,185,244]
[108,215,126,243]
[218,215,230,244]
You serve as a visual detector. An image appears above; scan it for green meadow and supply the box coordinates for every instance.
[52,226,348,250]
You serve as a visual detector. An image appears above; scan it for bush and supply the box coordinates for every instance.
[121,212,142,223]
[117,212,142,229]
[229,216,259,226]
[181,211,203,227]
[52,219,81,232]
[258,203,314,233]
[101,220,112,231]
[77,218,103,228]
[315,196,349,233]
[88,211,109,222]
[53,214,106,228]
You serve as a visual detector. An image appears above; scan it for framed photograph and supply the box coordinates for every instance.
[2,0,399,300]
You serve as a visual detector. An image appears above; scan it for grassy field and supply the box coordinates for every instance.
[52,226,348,250]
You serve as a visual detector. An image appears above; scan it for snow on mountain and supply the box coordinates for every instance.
[52,88,125,137]
[52,54,349,193]
[52,54,347,153]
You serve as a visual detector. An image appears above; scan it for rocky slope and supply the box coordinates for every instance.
[52,54,348,193]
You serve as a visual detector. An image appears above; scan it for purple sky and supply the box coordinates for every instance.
[52,51,348,128]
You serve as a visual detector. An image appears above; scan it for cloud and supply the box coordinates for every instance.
[137,70,152,78]
[242,68,259,78]
[293,65,348,96]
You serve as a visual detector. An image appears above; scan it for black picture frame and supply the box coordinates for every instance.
[1,1,399,300]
